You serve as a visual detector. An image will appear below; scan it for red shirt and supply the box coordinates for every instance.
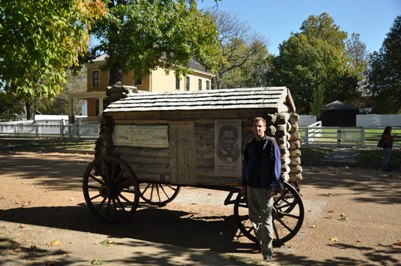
[382,133,394,148]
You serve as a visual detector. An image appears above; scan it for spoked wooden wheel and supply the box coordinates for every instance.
[234,181,304,247]
[139,183,180,206]
[83,156,140,222]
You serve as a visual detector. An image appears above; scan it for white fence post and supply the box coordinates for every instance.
[60,120,64,138]
[305,128,309,145]
[361,128,366,147]
[0,121,99,139]
[35,124,39,138]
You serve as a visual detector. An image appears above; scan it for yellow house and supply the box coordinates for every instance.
[69,54,214,120]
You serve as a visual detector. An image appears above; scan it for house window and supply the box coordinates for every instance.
[198,79,202,91]
[206,80,210,90]
[176,76,180,90]
[185,76,190,91]
[92,70,100,88]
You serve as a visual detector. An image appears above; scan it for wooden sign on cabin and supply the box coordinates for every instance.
[113,125,169,148]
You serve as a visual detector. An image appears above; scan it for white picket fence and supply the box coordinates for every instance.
[298,114,401,148]
[0,121,100,139]
[299,125,401,148]
[1,119,399,148]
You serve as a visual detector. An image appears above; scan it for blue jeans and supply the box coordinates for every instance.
[381,147,392,170]
[246,186,274,258]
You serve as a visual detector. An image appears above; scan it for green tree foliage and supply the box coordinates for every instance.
[37,68,87,115]
[219,39,270,88]
[0,0,106,118]
[211,10,270,89]
[309,86,325,117]
[91,0,220,86]
[346,33,369,84]
[0,90,25,121]
[266,13,364,114]
[367,16,401,114]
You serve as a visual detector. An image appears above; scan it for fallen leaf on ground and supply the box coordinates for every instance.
[394,241,401,246]
[99,239,114,246]
[324,215,332,219]
[338,213,348,221]
[308,225,316,228]
[18,224,25,229]
[357,239,362,242]
[91,259,106,265]
[329,236,339,242]
[328,209,334,213]
[48,240,61,246]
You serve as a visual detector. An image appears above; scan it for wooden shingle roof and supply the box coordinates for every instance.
[104,87,296,114]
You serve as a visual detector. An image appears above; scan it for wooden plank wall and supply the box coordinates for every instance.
[114,145,171,183]
[111,112,301,188]
[168,122,196,185]
[113,119,253,187]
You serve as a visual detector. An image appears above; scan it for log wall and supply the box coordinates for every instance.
[98,111,302,188]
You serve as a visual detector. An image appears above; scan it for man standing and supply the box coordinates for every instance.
[241,117,281,261]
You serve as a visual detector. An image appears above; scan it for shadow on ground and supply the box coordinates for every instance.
[1,201,400,265]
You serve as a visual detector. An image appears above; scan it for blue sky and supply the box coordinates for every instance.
[198,0,401,55]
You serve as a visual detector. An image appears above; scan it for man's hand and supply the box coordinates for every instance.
[267,190,276,198]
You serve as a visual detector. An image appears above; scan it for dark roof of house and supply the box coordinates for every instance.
[188,58,207,72]
[322,101,358,111]
[104,87,296,114]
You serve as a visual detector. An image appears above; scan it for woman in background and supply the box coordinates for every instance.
[381,126,394,171]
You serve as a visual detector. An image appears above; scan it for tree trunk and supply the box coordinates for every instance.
[108,61,123,86]
[25,101,34,120]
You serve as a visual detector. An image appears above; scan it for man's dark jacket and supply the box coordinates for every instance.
[242,136,281,191]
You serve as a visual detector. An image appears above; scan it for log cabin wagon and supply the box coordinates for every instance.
[83,85,304,246]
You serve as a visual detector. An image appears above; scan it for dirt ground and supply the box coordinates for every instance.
[1,151,401,265]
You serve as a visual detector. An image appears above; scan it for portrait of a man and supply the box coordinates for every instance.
[216,125,240,163]
[215,120,242,177]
